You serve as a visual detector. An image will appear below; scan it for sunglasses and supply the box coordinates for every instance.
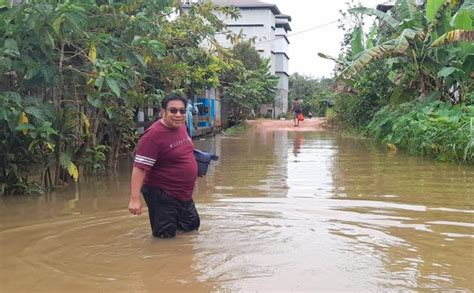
[167,107,186,115]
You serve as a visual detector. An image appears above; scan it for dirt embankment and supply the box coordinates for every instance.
[246,118,327,132]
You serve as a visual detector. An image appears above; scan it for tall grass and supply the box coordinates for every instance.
[465,117,474,162]
[222,123,250,136]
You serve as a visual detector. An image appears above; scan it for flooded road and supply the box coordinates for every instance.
[1,125,473,292]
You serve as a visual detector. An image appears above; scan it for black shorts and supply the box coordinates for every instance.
[141,185,200,238]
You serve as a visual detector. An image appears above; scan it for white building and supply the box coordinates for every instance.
[274,14,291,117]
[184,0,291,118]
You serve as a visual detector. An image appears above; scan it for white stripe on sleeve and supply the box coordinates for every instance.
[134,155,156,166]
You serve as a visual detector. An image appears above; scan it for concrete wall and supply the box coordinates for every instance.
[275,27,289,53]
[275,53,289,74]
[214,9,276,73]
[276,74,289,115]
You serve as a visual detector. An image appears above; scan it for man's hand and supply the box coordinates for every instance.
[128,198,143,215]
[129,166,146,215]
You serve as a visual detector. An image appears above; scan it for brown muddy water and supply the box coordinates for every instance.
[1,127,473,292]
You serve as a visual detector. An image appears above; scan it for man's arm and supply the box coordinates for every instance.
[128,166,146,215]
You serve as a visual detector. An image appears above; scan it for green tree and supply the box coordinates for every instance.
[289,74,335,117]
[0,0,239,194]
[319,0,474,163]
[220,41,278,123]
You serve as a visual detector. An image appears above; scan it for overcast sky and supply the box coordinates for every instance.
[269,0,381,78]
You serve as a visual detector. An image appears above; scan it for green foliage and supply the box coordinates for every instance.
[367,100,474,163]
[349,7,400,30]
[0,91,58,194]
[351,26,364,57]
[84,145,109,175]
[289,74,335,117]
[333,92,381,129]
[465,117,474,161]
[0,0,241,194]
[325,107,335,121]
[231,42,262,70]
[222,123,250,136]
[333,61,392,128]
[325,0,474,165]
[334,0,473,101]
[276,112,288,119]
[59,152,79,182]
[221,41,278,122]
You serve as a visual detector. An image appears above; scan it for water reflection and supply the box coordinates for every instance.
[1,126,473,292]
[196,129,474,291]
[286,132,337,198]
[292,131,303,156]
[194,131,290,198]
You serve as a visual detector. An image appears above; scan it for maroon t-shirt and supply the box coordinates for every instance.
[133,120,198,201]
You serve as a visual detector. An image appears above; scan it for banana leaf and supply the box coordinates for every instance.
[340,43,398,79]
[351,26,364,57]
[349,7,400,30]
[430,29,474,47]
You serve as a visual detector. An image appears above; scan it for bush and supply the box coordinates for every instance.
[222,123,250,135]
[277,113,287,120]
[367,100,474,163]
[325,107,335,119]
[333,92,382,129]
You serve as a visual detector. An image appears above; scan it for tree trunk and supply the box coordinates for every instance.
[108,140,120,171]
[419,70,426,98]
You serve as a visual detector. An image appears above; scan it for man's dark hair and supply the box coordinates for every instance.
[161,93,187,109]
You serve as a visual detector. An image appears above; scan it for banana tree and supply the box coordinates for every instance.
[328,0,473,100]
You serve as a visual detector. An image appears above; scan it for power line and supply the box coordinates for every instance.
[254,19,339,45]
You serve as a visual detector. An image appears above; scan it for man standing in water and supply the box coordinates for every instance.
[128,93,200,238]
[291,98,303,127]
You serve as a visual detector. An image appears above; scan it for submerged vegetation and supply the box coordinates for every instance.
[318,0,473,164]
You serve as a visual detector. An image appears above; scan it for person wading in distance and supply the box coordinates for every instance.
[128,93,200,238]
[291,98,303,127]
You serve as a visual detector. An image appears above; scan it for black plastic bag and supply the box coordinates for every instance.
[193,149,219,177]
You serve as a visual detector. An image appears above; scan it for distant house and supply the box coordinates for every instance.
[183,0,292,118]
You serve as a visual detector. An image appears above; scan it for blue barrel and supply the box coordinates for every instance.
[193,149,219,177]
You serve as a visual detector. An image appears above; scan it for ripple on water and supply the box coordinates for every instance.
[1,129,473,292]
